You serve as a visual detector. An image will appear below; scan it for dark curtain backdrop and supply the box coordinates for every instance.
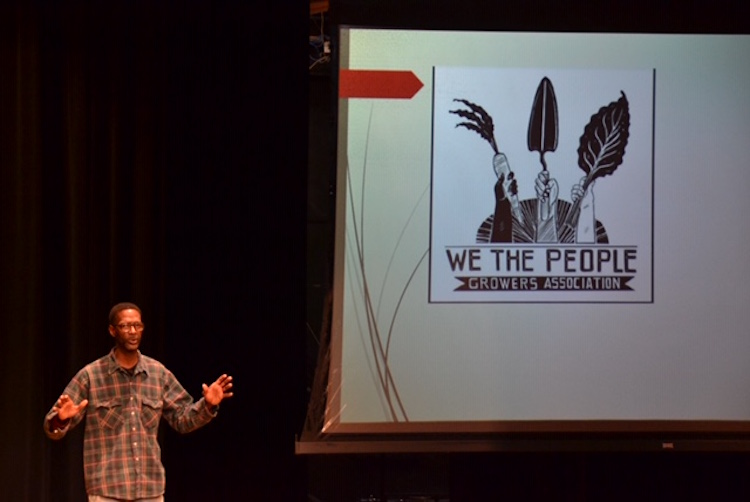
[1,2,307,501]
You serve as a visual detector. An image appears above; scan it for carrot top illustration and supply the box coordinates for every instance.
[450,98,499,155]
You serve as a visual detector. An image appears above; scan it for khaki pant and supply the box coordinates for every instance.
[88,496,164,502]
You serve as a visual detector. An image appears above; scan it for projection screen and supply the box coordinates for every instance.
[323,28,750,439]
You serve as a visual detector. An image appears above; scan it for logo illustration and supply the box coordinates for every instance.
[430,68,653,303]
[451,77,629,245]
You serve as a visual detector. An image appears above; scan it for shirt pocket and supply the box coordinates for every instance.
[141,397,163,430]
[94,399,124,431]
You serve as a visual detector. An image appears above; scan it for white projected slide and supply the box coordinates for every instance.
[327,29,750,433]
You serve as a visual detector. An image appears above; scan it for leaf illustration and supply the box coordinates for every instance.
[527,77,559,171]
[577,91,630,183]
[450,98,499,154]
[562,91,630,232]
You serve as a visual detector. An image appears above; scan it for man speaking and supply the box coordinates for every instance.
[44,302,234,502]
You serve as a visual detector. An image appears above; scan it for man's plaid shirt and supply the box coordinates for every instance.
[44,349,217,499]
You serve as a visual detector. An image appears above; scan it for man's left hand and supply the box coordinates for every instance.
[203,374,234,407]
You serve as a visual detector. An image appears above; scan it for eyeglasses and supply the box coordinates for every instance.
[114,323,145,332]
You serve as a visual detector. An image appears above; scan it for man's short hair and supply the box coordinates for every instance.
[109,302,142,325]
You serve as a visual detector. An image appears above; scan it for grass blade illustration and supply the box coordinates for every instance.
[346,165,408,422]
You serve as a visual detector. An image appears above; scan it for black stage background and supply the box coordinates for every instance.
[3,1,750,501]
[2,2,307,500]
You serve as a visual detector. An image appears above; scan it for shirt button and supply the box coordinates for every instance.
[131,411,135,416]
[135,457,139,461]
[133,442,138,447]
[132,427,136,432]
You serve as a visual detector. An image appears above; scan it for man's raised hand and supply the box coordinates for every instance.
[54,394,89,421]
[202,374,234,407]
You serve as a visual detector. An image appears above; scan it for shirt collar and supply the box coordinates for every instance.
[107,347,147,376]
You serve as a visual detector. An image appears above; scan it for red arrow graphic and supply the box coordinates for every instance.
[339,70,423,99]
